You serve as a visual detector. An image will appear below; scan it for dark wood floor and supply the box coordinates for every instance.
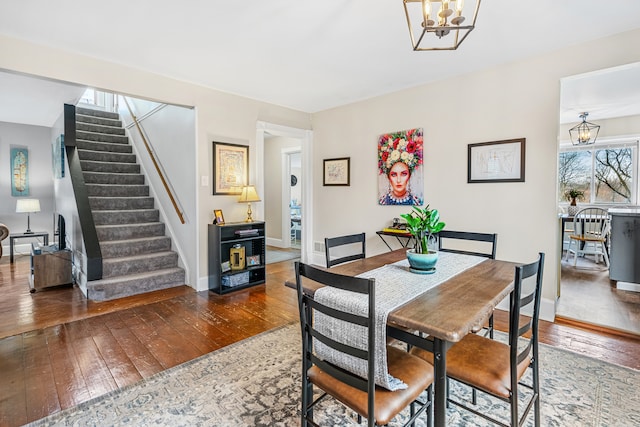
[1,254,639,426]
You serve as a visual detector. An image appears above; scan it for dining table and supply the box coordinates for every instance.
[286,248,518,427]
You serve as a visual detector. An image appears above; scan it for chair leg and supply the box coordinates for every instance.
[602,243,610,268]
[565,239,574,262]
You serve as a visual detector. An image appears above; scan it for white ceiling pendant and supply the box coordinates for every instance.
[403,0,481,51]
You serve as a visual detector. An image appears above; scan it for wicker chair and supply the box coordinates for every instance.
[0,223,9,259]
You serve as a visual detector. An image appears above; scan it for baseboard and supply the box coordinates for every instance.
[555,315,640,340]
[266,237,285,248]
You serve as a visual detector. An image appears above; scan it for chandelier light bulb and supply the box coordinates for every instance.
[456,0,464,13]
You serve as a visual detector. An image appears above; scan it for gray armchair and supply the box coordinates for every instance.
[0,223,9,259]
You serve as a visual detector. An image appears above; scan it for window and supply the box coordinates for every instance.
[558,139,638,205]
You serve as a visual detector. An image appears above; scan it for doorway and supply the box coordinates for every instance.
[256,121,313,265]
[556,63,640,335]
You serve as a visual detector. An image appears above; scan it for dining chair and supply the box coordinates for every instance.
[437,230,497,259]
[324,232,366,268]
[438,230,498,338]
[295,261,434,427]
[411,252,545,427]
[564,207,610,268]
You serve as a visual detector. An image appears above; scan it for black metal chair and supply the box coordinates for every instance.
[295,261,433,427]
[438,230,498,338]
[324,232,366,268]
[437,230,497,259]
[411,252,545,427]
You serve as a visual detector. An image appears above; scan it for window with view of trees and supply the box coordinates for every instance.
[558,143,637,205]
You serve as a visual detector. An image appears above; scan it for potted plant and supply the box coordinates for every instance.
[565,188,584,206]
[564,188,584,215]
[400,205,446,273]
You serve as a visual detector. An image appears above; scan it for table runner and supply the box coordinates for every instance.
[314,252,485,390]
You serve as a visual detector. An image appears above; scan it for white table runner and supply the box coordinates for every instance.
[314,252,485,390]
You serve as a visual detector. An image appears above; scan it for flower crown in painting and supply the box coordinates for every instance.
[378,128,424,175]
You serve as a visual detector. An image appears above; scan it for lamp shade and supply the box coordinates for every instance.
[16,198,41,213]
[237,185,261,203]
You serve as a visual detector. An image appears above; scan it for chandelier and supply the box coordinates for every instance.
[403,0,481,51]
[569,112,600,145]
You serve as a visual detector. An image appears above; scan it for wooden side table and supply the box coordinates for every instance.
[29,245,72,292]
[9,231,49,263]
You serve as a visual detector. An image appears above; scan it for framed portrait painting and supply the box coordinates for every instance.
[468,138,525,183]
[377,128,424,205]
[212,141,248,195]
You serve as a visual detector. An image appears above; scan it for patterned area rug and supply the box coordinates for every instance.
[28,324,640,426]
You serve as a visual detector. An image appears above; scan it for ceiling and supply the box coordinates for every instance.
[2,0,640,127]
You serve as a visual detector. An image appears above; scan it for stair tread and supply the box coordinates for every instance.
[88,267,183,285]
[102,251,176,262]
[96,222,162,228]
[100,236,169,245]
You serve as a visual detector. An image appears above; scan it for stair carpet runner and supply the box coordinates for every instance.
[75,106,185,301]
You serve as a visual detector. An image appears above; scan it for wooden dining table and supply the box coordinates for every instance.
[286,248,518,427]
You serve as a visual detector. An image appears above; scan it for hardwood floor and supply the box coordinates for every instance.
[0,254,639,426]
[557,252,640,335]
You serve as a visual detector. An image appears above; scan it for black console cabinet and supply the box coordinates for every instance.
[208,221,266,294]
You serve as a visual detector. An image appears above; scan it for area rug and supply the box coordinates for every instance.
[28,324,640,426]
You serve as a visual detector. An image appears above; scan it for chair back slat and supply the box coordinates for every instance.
[325,232,366,267]
[571,207,609,238]
[437,230,498,259]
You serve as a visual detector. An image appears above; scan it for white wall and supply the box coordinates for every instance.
[311,28,640,320]
[119,100,197,286]
[2,29,639,314]
[0,34,312,290]
[0,121,55,255]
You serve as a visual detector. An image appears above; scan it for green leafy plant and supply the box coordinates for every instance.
[564,189,585,205]
[400,205,446,254]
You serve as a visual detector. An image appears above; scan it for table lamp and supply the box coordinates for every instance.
[16,198,40,234]
[238,185,260,222]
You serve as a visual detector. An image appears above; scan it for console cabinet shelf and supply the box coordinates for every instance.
[208,221,266,294]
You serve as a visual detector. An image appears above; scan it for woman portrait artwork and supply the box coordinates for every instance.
[378,128,424,205]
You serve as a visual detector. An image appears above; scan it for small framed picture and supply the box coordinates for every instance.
[214,209,225,225]
[221,261,231,272]
[323,157,350,186]
[247,255,261,266]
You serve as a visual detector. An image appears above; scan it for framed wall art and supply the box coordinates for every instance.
[323,157,350,186]
[53,134,65,179]
[377,128,424,205]
[468,138,525,183]
[212,141,248,195]
[10,146,29,196]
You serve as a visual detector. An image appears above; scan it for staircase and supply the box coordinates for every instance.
[75,106,185,301]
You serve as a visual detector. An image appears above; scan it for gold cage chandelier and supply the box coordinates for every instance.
[403,0,481,51]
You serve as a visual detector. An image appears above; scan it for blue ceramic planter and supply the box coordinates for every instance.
[406,249,438,274]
